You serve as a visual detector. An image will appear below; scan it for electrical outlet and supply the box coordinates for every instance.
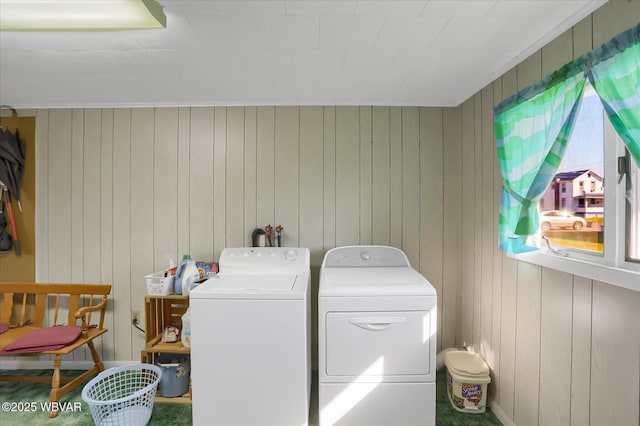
[132,310,140,325]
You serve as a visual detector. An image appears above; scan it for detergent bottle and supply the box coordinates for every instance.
[174,254,192,294]
[181,308,191,348]
[181,259,199,296]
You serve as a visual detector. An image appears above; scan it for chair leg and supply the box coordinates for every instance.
[49,355,62,418]
[87,340,105,372]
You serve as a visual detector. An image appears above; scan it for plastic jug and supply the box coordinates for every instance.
[174,255,189,294]
[181,308,191,348]
[175,254,198,295]
[181,260,199,296]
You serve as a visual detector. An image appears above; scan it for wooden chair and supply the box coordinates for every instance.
[0,282,111,418]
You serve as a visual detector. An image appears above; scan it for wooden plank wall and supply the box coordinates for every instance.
[460,3,640,426]
[34,105,459,366]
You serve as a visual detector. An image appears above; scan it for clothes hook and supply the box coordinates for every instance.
[0,105,18,117]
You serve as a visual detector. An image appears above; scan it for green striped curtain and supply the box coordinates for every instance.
[587,24,640,166]
[494,24,640,254]
[495,71,586,253]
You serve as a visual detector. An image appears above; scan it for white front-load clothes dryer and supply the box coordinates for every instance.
[319,246,437,426]
[190,247,311,426]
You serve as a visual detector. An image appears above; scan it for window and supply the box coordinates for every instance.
[538,81,604,254]
[524,90,638,286]
[625,149,640,262]
[494,24,640,292]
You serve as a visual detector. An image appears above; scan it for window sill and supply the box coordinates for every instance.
[509,250,640,292]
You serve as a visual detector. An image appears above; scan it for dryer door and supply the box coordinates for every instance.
[325,310,433,379]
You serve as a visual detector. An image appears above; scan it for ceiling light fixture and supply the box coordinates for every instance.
[0,0,166,31]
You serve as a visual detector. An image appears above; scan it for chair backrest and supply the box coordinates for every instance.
[0,283,111,328]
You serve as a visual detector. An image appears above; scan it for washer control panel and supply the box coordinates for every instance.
[219,247,310,273]
[322,246,410,268]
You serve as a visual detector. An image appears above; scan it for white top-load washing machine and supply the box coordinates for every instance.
[319,246,437,426]
[190,247,311,426]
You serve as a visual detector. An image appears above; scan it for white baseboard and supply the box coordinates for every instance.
[489,398,516,426]
[0,359,138,370]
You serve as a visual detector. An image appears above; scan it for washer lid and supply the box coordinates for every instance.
[319,267,436,297]
[189,274,307,300]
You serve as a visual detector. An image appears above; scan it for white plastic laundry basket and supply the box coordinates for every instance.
[82,363,162,426]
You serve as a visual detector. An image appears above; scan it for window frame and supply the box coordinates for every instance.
[510,117,640,292]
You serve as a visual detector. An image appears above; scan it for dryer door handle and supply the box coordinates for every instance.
[349,316,407,331]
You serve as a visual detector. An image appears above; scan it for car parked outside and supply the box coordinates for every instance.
[540,210,587,231]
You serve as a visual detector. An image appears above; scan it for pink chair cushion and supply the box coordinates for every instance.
[0,324,9,334]
[0,325,82,354]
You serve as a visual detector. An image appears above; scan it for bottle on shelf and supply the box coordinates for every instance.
[175,254,197,295]
[181,308,191,348]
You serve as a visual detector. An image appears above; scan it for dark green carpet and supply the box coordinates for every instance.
[1,369,501,425]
